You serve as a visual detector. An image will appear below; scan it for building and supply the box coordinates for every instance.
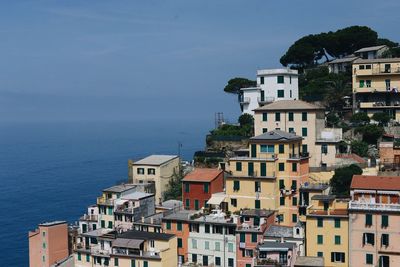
[182,168,224,210]
[263,223,305,257]
[328,55,359,74]
[352,57,400,120]
[349,175,400,267]
[254,241,297,267]
[306,195,349,267]
[298,183,330,221]
[113,191,156,231]
[236,209,275,267]
[354,45,389,60]
[79,205,99,234]
[379,135,400,171]
[74,229,177,267]
[225,130,309,226]
[294,256,324,267]
[130,155,180,203]
[29,221,69,267]
[253,100,343,169]
[239,68,299,115]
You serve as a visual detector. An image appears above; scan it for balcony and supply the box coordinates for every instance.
[97,196,114,206]
[288,152,309,160]
[360,101,400,109]
[355,67,400,76]
[80,214,98,221]
[239,97,250,104]
[257,97,275,104]
[91,247,111,257]
[349,201,400,212]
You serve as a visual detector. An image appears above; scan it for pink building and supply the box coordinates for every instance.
[349,175,400,267]
[255,241,297,267]
[29,221,69,267]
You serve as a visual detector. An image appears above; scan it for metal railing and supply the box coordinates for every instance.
[349,202,400,212]
[257,97,275,104]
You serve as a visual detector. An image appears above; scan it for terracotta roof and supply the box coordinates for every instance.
[182,168,223,182]
[254,100,324,111]
[351,175,400,191]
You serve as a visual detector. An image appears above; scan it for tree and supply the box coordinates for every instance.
[371,112,390,126]
[356,125,385,144]
[163,170,183,201]
[351,140,369,157]
[223,78,256,94]
[330,164,363,195]
[350,112,370,125]
[326,113,340,127]
[323,73,352,111]
[238,113,254,127]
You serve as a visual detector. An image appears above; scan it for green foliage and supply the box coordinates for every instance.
[330,164,363,196]
[281,26,381,69]
[211,124,252,137]
[355,125,385,144]
[377,38,399,47]
[164,169,183,201]
[238,113,254,127]
[371,112,390,126]
[351,140,369,157]
[350,112,370,124]
[326,113,340,127]
[223,77,256,94]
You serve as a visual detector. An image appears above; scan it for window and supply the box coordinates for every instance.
[104,258,109,266]
[166,221,171,230]
[177,222,182,231]
[185,199,190,208]
[204,241,209,249]
[366,254,373,264]
[366,64,372,69]
[359,65,365,70]
[277,90,284,98]
[363,233,375,246]
[302,127,307,137]
[215,241,220,251]
[260,162,266,176]
[280,197,285,206]
[292,214,297,223]
[131,260,136,267]
[194,199,199,210]
[255,200,260,209]
[114,258,119,266]
[192,239,197,249]
[275,112,281,121]
[260,76,264,84]
[317,218,323,227]
[382,234,389,247]
[42,231,46,237]
[331,252,345,263]
[42,242,46,249]
[205,224,210,233]
[185,183,190,193]
[317,235,323,244]
[204,183,209,193]
[335,235,341,245]
[279,144,284,153]
[279,179,285,189]
[240,233,245,242]
[292,197,297,206]
[215,257,221,266]
[317,252,323,257]
[260,144,275,153]
[137,168,144,174]
[252,233,257,242]
[255,181,260,192]
[302,144,308,153]
[108,221,113,229]
[192,254,197,263]
[143,261,148,267]
[279,163,285,171]
[233,181,240,191]
[77,252,81,261]
[366,214,372,226]
[291,180,297,190]
[321,144,328,154]
[292,163,297,172]
[366,80,371,87]
[262,112,268,121]
[289,127,294,133]
[231,198,237,207]
[302,112,307,121]
[228,258,234,267]
[228,243,234,252]
[380,256,390,267]
[86,254,90,262]
[43,256,45,262]
[288,112,294,121]
[107,207,113,215]
[359,80,365,88]
[277,75,284,84]
[251,144,257,158]
[386,79,391,89]
[335,218,341,228]
[382,215,388,228]
[262,128,268,133]
[236,162,242,171]
[147,168,155,175]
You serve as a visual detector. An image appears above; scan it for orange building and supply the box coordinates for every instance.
[29,221,69,267]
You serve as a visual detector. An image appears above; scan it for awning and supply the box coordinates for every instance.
[259,247,290,252]
[113,238,143,249]
[207,194,226,205]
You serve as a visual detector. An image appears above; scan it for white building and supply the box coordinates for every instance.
[239,68,299,115]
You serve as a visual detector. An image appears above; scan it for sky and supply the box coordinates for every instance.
[0,0,399,123]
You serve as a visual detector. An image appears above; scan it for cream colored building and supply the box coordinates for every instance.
[352,57,400,120]
[130,155,179,204]
[306,196,349,267]
[225,130,310,226]
[254,100,342,170]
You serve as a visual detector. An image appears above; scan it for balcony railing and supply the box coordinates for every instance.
[80,214,98,221]
[257,97,275,104]
[239,97,251,104]
[360,101,400,108]
[91,247,111,257]
[288,152,309,159]
[349,202,400,212]
[97,197,114,206]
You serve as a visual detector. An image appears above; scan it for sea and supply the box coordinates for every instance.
[0,118,213,266]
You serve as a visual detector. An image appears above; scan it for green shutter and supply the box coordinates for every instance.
[260,162,266,176]
[302,127,307,137]
[251,233,257,242]
[277,90,284,98]
[234,180,240,191]
[178,238,183,248]
[317,235,323,244]
[251,144,257,158]
[366,214,372,226]
[101,220,105,228]
[194,200,199,210]
[292,214,297,223]
[382,215,388,227]
[204,183,209,193]
[279,144,284,153]
[279,179,285,189]
[143,261,148,267]
[263,113,268,121]
[277,75,284,84]
[248,162,254,176]
[240,233,245,242]
[166,221,171,230]
[236,162,242,171]
[115,258,119,266]
[292,197,297,206]
[292,163,297,172]
[279,163,285,171]
[177,222,182,231]
[275,112,281,121]
[255,200,260,209]
[185,183,190,193]
[366,254,373,264]
[302,112,307,121]
[185,199,190,208]
[291,180,297,190]
[288,112,294,121]
[335,235,341,244]
[335,218,341,228]
[317,218,323,227]
[280,197,285,206]
[77,252,81,261]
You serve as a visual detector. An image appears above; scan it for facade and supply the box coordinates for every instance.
[255,242,297,267]
[263,223,305,257]
[79,205,99,234]
[239,68,299,115]
[349,175,400,267]
[225,130,309,226]
[253,100,343,169]
[352,57,400,120]
[236,209,275,267]
[379,136,400,170]
[354,45,389,60]
[29,221,69,267]
[74,229,177,267]
[182,168,224,210]
[328,55,359,74]
[130,155,180,203]
[306,196,349,267]
[298,183,330,221]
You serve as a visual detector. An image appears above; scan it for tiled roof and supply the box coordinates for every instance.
[353,57,400,64]
[351,175,400,191]
[241,209,275,218]
[133,155,178,166]
[354,45,387,53]
[182,168,223,182]
[329,55,358,64]
[103,184,137,193]
[254,100,323,111]
[264,225,293,238]
[250,130,302,142]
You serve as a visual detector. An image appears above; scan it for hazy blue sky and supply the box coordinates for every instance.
[0,0,399,123]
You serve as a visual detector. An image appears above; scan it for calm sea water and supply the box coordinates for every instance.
[0,119,211,266]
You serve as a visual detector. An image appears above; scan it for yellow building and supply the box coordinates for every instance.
[130,155,180,204]
[352,57,400,120]
[306,195,349,267]
[225,130,309,226]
